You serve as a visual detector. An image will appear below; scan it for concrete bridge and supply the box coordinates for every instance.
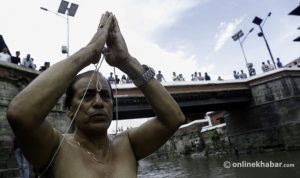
[0,61,300,171]
[112,77,250,120]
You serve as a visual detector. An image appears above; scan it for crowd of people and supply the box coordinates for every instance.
[232,58,286,80]
[106,57,294,83]
[233,69,248,79]
[189,72,211,81]
[261,60,275,72]
[158,71,212,82]
[261,58,283,73]
[107,72,133,84]
[290,61,300,68]
[104,56,297,83]
[0,46,295,84]
[0,47,50,71]
[105,71,216,84]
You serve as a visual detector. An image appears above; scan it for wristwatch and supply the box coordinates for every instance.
[132,65,155,87]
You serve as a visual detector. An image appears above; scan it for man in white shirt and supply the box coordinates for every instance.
[22,54,36,69]
[0,47,11,63]
[267,60,275,70]
[261,62,269,72]
[239,70,247,79]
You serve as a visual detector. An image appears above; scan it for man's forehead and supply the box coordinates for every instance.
[74,73,110,92]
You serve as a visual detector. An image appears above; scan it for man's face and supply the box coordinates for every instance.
[69,73,113,133]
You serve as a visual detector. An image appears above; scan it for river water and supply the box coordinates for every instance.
[137,151,300,178]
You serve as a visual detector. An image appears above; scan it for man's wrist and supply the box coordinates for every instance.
[74,46,98,66]
[118,57,146,78]
[132,65,155,87]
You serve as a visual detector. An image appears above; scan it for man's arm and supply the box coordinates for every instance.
[123,59,185,160]
[103,16,186,160]
[6,12,114,166]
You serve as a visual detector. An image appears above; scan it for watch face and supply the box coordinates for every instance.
[145,68,155,80]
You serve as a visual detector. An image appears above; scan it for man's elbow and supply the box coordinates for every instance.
[6,100,24,125]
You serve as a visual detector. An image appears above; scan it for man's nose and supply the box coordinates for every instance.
[93,93,104,107]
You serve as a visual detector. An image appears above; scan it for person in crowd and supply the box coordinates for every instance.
[0,47,11,63]
[247,63,256,76]
[11,136,29,178]
[156,70,166,82]
[217,76,223,81]
[6,12,185,178]
[193,72,198,80]
[239,70,247,79]
[261,62,269,72]
[108,72,116,84]
[291,61,300,68]
[233,70,239,79]
[126,75,132,83]
[204,72,211,81]
[267,60,274,71]
[121,74,127,84]
[31,58,37,69]
[22,54,36,69]
[172,72,178,81]
[198,72,204,81]
[11,51,21,65]
[115,75,120,84]
[40,62,51,72]
[177,73,185,81]
[276,58,283,68]
[191,74,197,81]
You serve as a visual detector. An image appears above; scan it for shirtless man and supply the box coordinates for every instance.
[7,12,185,177]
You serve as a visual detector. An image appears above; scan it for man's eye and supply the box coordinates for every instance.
[101,92,111,99]
[84,92,94,99]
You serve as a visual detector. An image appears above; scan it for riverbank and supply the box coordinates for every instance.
[148,120,300,160]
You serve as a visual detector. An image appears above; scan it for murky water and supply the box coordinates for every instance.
[138,151,300,178]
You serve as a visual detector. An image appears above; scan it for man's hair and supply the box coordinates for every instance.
[64,70,114,108]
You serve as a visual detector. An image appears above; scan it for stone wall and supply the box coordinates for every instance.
[0,62,70,177]
[226,69,300,153]
[0,62,70,147]
[201,125,231,155]
[148,122,208,158]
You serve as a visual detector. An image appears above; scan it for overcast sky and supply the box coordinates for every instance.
[1,0,300,81]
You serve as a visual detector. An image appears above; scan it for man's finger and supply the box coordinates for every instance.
[102,12,114,30]
[97,14,105,30]
[112,15,121,33]
[98,11,110,30]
